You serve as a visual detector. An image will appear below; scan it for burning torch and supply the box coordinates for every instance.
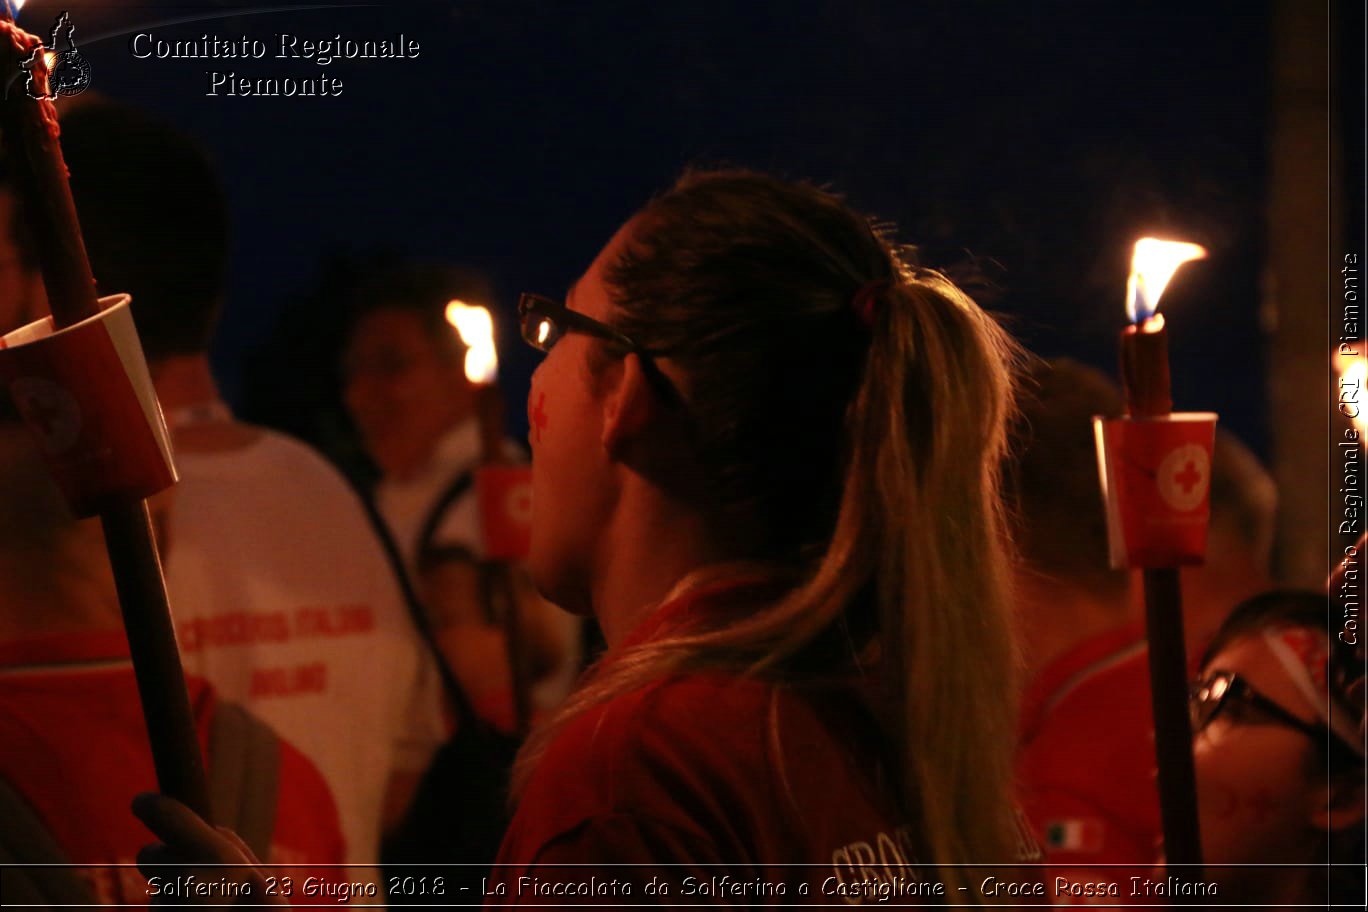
[1097,238,1214,873]
[0,5,210,816]
[446,299,535,735]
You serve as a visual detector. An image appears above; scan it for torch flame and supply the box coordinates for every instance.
[1126,237,1207,324]
[445,299,498,385]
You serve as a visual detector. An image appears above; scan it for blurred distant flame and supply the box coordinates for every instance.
[445,299,498,385]
[1126,238,1207,324]
[1336,349,1367,434]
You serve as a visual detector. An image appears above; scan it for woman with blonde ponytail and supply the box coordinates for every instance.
[494,170,1025,902]
[132,169,1027,906]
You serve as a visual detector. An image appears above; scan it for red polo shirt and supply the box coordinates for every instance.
[487,579,944,907]
[1016,624,1160,891]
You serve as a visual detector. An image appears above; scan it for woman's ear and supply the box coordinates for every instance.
[1310,772,1366,832]
[600,352,655,459]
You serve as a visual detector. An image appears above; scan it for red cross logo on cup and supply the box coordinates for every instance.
[1157,443,1210,511]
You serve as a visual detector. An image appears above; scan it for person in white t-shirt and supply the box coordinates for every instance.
[339,259,582,731]
[58,100,447,867]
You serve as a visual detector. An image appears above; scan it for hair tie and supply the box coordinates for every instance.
[850,279,891,328]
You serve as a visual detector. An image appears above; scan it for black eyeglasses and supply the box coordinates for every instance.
[518,292,682,407]
[518,292,652,355]
[1190,671,1356,758]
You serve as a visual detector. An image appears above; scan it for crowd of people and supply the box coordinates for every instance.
[0,98,1362,910]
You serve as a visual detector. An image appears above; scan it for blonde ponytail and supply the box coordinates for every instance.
[851,273,1022,892]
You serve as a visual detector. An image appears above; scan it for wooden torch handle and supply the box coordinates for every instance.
[103,504,212,818]
[1142,567,1204,875]
[1119,318,1204,874]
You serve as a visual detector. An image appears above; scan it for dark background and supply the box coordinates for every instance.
[18,0,1298,461]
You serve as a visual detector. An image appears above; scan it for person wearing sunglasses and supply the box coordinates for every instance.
[1190,589,1365,908]
[134,168,1027,903]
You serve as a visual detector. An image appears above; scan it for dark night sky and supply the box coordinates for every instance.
[22,0,1282,460]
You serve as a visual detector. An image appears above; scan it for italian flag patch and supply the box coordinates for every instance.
[1044,818,1104,853]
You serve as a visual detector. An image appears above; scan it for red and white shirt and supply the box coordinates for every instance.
[489,579,935,907]
[164,422,449,863]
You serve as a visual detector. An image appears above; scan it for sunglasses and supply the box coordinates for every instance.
[1190,670,1358,758]
[517,292,653,355]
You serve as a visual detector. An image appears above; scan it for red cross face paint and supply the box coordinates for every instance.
[1092,412,1218,568]
[520,218,637,616]
[523,341,604,615]
[529,390,548,444]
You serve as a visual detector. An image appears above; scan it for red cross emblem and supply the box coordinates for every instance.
[1174,459,1203,494]
[529,391,548,443]
[1157,443,1209,511]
